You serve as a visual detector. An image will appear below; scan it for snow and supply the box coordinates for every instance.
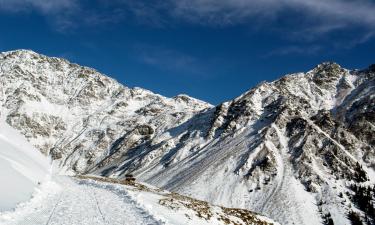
[0,112,50,211]
[306,118,357,162]
[261,124,321,225]
[0,176,162,225]
[0,176,277,225]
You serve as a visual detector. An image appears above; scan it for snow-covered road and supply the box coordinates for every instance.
[0,176,161,225]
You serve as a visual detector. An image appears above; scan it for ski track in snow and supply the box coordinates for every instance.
[0,176,161,225]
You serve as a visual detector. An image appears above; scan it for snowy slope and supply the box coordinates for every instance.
[0,175,278,225]
[0,112,50,211]
[0,49,211,175]
[102,62,375,224]
[1,50,375,224]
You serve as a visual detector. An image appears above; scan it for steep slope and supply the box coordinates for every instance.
[0,49,211,175]
[1,50,374,224]
[95,62,375,225]
[134,63,375,225]
[0,111,50,211]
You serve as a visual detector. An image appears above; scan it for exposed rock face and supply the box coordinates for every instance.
[1,50,374,225]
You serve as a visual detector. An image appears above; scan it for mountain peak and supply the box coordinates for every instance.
[2,49,40,58]
[173,94,213,108]
[312,61,343,75]
[1,49,73,72]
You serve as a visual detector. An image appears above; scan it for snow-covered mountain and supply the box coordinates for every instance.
[1,50,374,225]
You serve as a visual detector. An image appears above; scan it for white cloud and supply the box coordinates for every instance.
[3,0,375,31]
[168,0,375,31]
[0,0,79,31]
[113,0,375,45]
[1,0,375,42]
[0,0,77,13]
[287,0,375,27]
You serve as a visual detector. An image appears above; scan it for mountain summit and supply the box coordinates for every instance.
[1,50,374,225]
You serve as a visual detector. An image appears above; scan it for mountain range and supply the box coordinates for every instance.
[0,50,374,225]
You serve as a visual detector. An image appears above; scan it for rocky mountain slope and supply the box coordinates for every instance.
[1,50,374,225]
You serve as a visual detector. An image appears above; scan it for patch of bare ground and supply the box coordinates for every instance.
[76,175,162,192]
[159,193,213,220]
[220,207,273,225]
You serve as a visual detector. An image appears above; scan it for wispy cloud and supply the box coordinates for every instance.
[1,0,375,45]
[134,45,207,76]
[170,0,282,26]
[0,0,77,13]
[333,31,375,49]
[168,0,375,30]
[0,0,128,31]
[0,0,79,31]
[264,45,323,57]
[116,1,170,27]
[122,0,375,45]
[166,0,375,47]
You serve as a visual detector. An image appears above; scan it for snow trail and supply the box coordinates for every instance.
[0,176,161,225]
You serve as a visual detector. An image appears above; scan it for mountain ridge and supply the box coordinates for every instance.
[1,49,374,225]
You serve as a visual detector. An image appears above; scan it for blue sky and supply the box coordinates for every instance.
[0,0,374,104]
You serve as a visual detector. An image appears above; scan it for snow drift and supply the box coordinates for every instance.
[0,113,50,211]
